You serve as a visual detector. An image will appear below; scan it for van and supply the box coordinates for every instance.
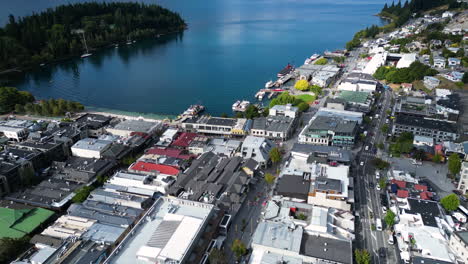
[376,218,383,231]
[388,234,395,245]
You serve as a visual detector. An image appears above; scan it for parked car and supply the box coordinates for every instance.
[379,248,386,258]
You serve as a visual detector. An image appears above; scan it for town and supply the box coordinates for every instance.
[0,4,467,264]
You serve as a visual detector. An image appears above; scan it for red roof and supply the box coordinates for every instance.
[414,184,428,192]
[420,191,432,200]
[171,132,198,148]
[146,147,192,160]
[130,161,179,176]
[397,189,409,198]
[130,131,150,139]
[391,180,407,189]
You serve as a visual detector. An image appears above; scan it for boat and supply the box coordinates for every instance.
[304,53,320,64]
[181,104,205,117]
[255,91,266,101]
[265,80,275,88]
[115,44,119,49]
[232,100,250,112]
[277,63,294,78]
[80,32,92,58]
[126,36,132,45]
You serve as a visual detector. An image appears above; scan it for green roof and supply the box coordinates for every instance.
[337,91,371,104]
[0,207,54,239]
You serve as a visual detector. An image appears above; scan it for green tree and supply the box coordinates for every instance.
[294,79,310,91]
[220,113,228,118]
[264,173,276,185]
[363,116,371,124]
[262,107,269,117]
[379,177,387,190]
[209,248,227,264]
[231,239,247,260]
[297,102,309,112]
[463,72,468,84]
[384,210,396,228]
[372,158,390,170]
[244,104,260,119]
[314,58,328,65]
[269,147,282,164]
[0,237,31,264]
[432,153,442,163]
[309,84,322,95]
[448,153,462,176]
[440,194,460,212]
[14,104,25,113]
[377,142,384,150]
[354,249,371,264]
[297,213,307,220]
[381,124,389,133]
[72,185,95,203]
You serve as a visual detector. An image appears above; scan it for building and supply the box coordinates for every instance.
[311,66,341,87]
[71,137,113,158]
[250,221,352,264]
[107,170,175,195]
[413,135,434,148]
[269,104,299,118]
[315,107,363,124]
[104,196,214,264]
[0,120,34,141]
[448,57,461,67]
[129,161,180,176]
[106,119,161,137]
[334,90,373,112]
[392,115,458,143]
[299,115,358,148]
[457,162,468,194]
[396,53,418,68]
[241,136,275,167]
[424,76,440,89]
[75,113,112,137]
[450,231,468,264]
[0,206,54,239]
[41,215,96,240]
[250,116,295,141]
[169,152,251,215]
[433,56,446,68]
[291,143,352,165]
[181,116,250,136]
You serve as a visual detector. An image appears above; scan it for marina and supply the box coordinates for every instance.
[232,100,251,112]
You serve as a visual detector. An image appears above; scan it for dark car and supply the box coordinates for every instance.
[369,182,375,188]
[453,190,463,195]
[379,248,386,258]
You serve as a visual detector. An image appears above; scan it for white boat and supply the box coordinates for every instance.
[81,53,92,58]
[80,32,92,58]
[265,80,274,88]
[304,53,320,64]
[232,100,241,111]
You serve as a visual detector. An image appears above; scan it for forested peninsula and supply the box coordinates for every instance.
[0,2,186,72]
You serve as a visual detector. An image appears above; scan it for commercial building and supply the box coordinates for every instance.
[129,161,180,176]
[0,120,34,141]
[104,196,214,264]
[71,137,113,158]
[108,170,175,195]
[315,107,363,124]
[450,231,468,264]
[75,113,112,137]
[392,115,458,143]
[457,162,468,194]
[333,90,373,113]
[299,116,358,148]
[291,143,352,165]
[181,116,250,136]
[269,104,299,118]
[250,116,295,141]
[106,119,161,137]
[241,136,275,167]
[169,152,251,214]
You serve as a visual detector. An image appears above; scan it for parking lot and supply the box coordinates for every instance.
[387,156,454,197]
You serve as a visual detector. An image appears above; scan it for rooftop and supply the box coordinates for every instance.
[336,91,372,104]
[72,138,112,152]
[111,119,160,133]
[395,115,458,134]
[300,235,352,264]
[252,221,303,253]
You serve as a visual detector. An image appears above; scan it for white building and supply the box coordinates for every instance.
[413,135,434,148]
[434,57,446,68]
[450,231,468,264]
[269,104,299,119]
[107,171,174,195]
[0,120,33,141]
[104,197,214,264]
[106,119,161,137]
[396,53,418,68]
[41,215,96,240]
[241,136,276,167]
[71,138,113,158]
[315,107,363,124]
[457,162,468,194]
[363,52,387,75]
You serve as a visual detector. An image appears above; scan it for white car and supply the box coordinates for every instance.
[382,207,387,214]
[365,145,369,151]
[377,185,381,191]
[360,161,364,166]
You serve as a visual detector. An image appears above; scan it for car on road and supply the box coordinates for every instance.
[388,234,395,245]
[360,161,364,166]
[365,145,369,151]
[382,206,387,214]
[376,171,380,179]
[377,184,381,191]
[369,182,375,188]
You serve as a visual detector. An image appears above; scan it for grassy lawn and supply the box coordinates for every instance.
[413,80,432,94]
[436,76,468,90]
[296,94,316,103]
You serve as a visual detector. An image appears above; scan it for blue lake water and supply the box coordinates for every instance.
[4,0,389,116]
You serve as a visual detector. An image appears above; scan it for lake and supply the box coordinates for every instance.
[4,0,389,117]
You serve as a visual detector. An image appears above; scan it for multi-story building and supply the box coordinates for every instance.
[457,162,468,194]
[181,116,250,136]
[450,231,468,264]
[269,104,299,118]
[299,116,358,148]
[392,115,458,143]
[241,136,275,167]
[250,115,295,141]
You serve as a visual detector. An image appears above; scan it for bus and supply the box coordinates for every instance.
[376,218,383,231]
